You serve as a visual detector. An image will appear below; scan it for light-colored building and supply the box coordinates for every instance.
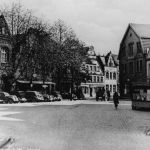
[97,51,119,97]
[81,46,104,98]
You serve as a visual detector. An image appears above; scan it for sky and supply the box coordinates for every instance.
[1,0,150,55]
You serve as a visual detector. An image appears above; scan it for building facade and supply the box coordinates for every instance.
[81,46,104,98]
[97,51,119,97]
[0,15,12,90]
[118,23,150,98]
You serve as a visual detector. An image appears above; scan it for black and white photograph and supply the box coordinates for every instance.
[0,0,150,149]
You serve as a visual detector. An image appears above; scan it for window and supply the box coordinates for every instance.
[91,76,93,82]
[1,49,7,63]
[106,85,109,91]
[140,60,142,72]
[113,85,116,93]
[128,43,134,56]
[121,44,126,57]
[90,66,92,71]
[136,60,142,72]
[110,72,112,79]
[129,62,134,73]
[136,61,139,72]
[110,85,112,92]
[97,76,100,82]
[94,66,96,72]
[109,59,113,67]
[97,66,100,72]
[113,72,116,79]
[137,42,141,53]
[101,77,103,82]
[149,64,150,76]
[94,76,96,82]
[122,64,127,73]
[106,72,109,79]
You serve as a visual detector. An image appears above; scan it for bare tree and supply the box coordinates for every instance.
[50,20,88,92]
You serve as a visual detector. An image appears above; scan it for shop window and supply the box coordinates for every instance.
[113,85,116,93]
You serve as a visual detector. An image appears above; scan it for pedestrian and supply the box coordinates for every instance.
[113,91,119,109]
[96,88,99,101]
[107,90,110,101]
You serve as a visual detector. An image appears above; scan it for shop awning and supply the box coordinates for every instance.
[17,80,55,85]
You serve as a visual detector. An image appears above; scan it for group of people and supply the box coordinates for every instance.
[96,87,119,109]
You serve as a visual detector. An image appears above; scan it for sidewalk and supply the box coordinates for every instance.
[0,98,131,107]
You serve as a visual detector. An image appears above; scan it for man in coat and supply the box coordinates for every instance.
[113,91,119,109]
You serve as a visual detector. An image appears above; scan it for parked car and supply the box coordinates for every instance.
[8,95,20,103]
[25,91,44,102]
[42,94,55,102]
[10,91,27,103]
[51,91,62,101]
[0,92,13,103]
[61,92,77,100]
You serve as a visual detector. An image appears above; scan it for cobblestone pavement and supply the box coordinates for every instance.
[0,100,150,150]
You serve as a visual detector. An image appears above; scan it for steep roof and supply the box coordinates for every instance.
[130,23,150,38]
[112,54,119,65]
[98,51,119,66]
[119,23,150,59]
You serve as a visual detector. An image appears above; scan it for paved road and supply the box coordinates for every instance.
[0,100,150,150]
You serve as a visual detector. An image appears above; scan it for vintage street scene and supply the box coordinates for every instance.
[0,0,150,149]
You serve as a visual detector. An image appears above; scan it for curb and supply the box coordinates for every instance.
[0,137,13,149]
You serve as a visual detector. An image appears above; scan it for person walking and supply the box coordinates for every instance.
[113,91,119,109]
[107,90,110,101]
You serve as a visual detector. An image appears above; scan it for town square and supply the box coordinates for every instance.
[0,0,150,149]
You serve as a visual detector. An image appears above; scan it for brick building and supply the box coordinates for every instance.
[118,23,150,98]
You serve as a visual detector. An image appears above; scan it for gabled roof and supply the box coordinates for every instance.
[130,23,150,38]
[97,52,118,73]
[119,23,150,59]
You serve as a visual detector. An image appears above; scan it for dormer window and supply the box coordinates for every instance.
[109,59,113,67]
